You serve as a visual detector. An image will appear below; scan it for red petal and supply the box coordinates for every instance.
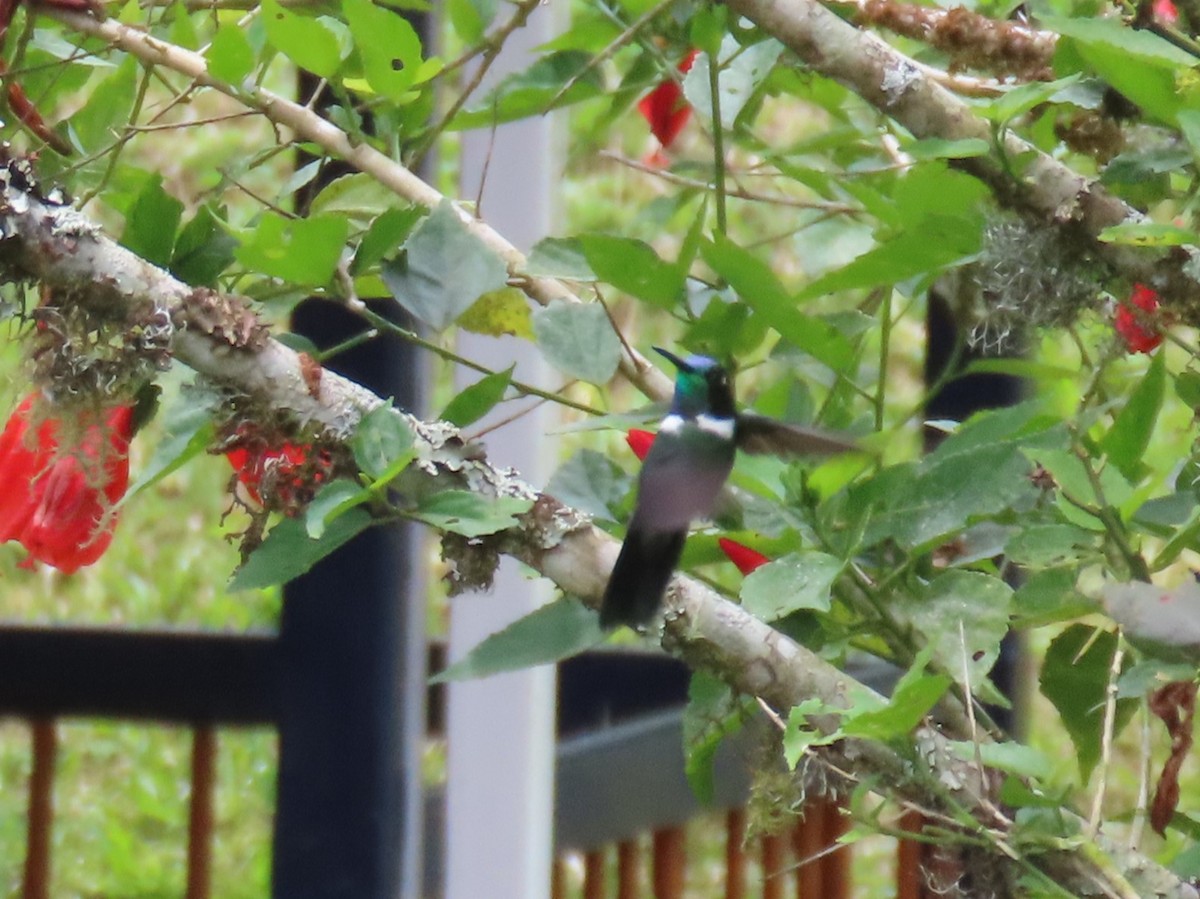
[718,537,770,575]
[226,441,312,506]
[625,429,656,461]
[0,397,41,544]
[636,50,699,150]
[1114,284,1163,354]
[0,395,132,573]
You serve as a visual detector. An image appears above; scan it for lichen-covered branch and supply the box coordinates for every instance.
[729,0,1200,311]
[0,160,1192,899]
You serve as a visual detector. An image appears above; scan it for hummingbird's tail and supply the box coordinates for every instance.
[599,525,686,629]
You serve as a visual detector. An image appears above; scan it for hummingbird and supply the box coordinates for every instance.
[599,347,856,629]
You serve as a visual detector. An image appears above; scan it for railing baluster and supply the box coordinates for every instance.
[617,839,639,899]
[584,848,606,899]
[820,798,850,899]
[23,718,56,899]
[897,810,925,899]
[761,829,786,899]
[652,826,685,899]
[791,804,823,898]
[724,808,746,899]
[187,727,217,899]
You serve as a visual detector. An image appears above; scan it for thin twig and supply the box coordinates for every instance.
[543,0,676,109]
[599,150,859,213]
[1129,701,1151,850]
[1088,635,1125,838]
[43,6,675,404]
[408,0,542,171]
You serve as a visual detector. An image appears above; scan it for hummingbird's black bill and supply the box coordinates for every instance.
[652,346,689,371]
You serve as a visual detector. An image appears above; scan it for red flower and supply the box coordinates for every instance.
[226,441,313,507]
[638,49,700,160]
[626,428,656,461]
[0,394,133,573]
[718,537,770,575]
[1115,284,1164,354]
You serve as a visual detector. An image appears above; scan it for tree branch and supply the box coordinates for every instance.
[0,158,1193,899]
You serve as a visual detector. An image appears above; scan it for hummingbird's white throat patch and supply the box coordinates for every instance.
[660,412,736,439]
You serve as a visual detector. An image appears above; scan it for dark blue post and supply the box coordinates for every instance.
[271,300,425,898]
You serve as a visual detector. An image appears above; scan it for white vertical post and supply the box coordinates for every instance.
[444,6,561,899]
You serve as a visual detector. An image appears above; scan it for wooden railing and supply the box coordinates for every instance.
[7,636,940,899]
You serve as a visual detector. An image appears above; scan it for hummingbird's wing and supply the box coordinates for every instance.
[735,413,858,457]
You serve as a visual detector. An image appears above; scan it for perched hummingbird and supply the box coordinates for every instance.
[599,347,855,629]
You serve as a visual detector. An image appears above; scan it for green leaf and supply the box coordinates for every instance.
[532,300,621,384]
[545,449,631,521]
[903,137,991,160]
[309,173,402,224]
[457,288,534,339]
[1097,222,1198,247]
[896,570,1013,697]
[701,235,853,370]
[352,206,424,273]
[453,51,604,129]
[783,698,840,768]
[1118,659,1199,699]
[445,0,496,43]
[683,671,749,804]
[796,214,983,301]
[125,391,217,500]
[688,3,728,56]
[431,597,602,683]
[305,480,369,540]
[578,234,684,307]
[261,0,343,79]
[739,552,841,620]
[344,0,429,100]
[415,490,532,537]
[1175,371,1200,408]
[683,37,783,128]
[979,74,1082,123]
[121,175,183,268]
[841,648,952,741]
[1099,351,1165,478]
[1102,146,1193,186]
[352,406,415,480]
[1013,568,1093,628]
[867,444,1036,549]
[1047,15,1195,123]
[231,506,373,590]
[946,740,1053,780]
[441,366,513,427]
[70,56,138,152]
[205,22,256,83]
[381,201,510,330]
[171,206,238,287]
[527,237,597,281]
[1028,447,1134,527]
[1005,524,1097,568]
[235,212,349,286]
[865,401,1065,549]
[1040,624,1137,782]
[1178,108,1200,166]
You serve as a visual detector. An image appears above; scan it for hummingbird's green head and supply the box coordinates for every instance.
[654,347,735,419]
